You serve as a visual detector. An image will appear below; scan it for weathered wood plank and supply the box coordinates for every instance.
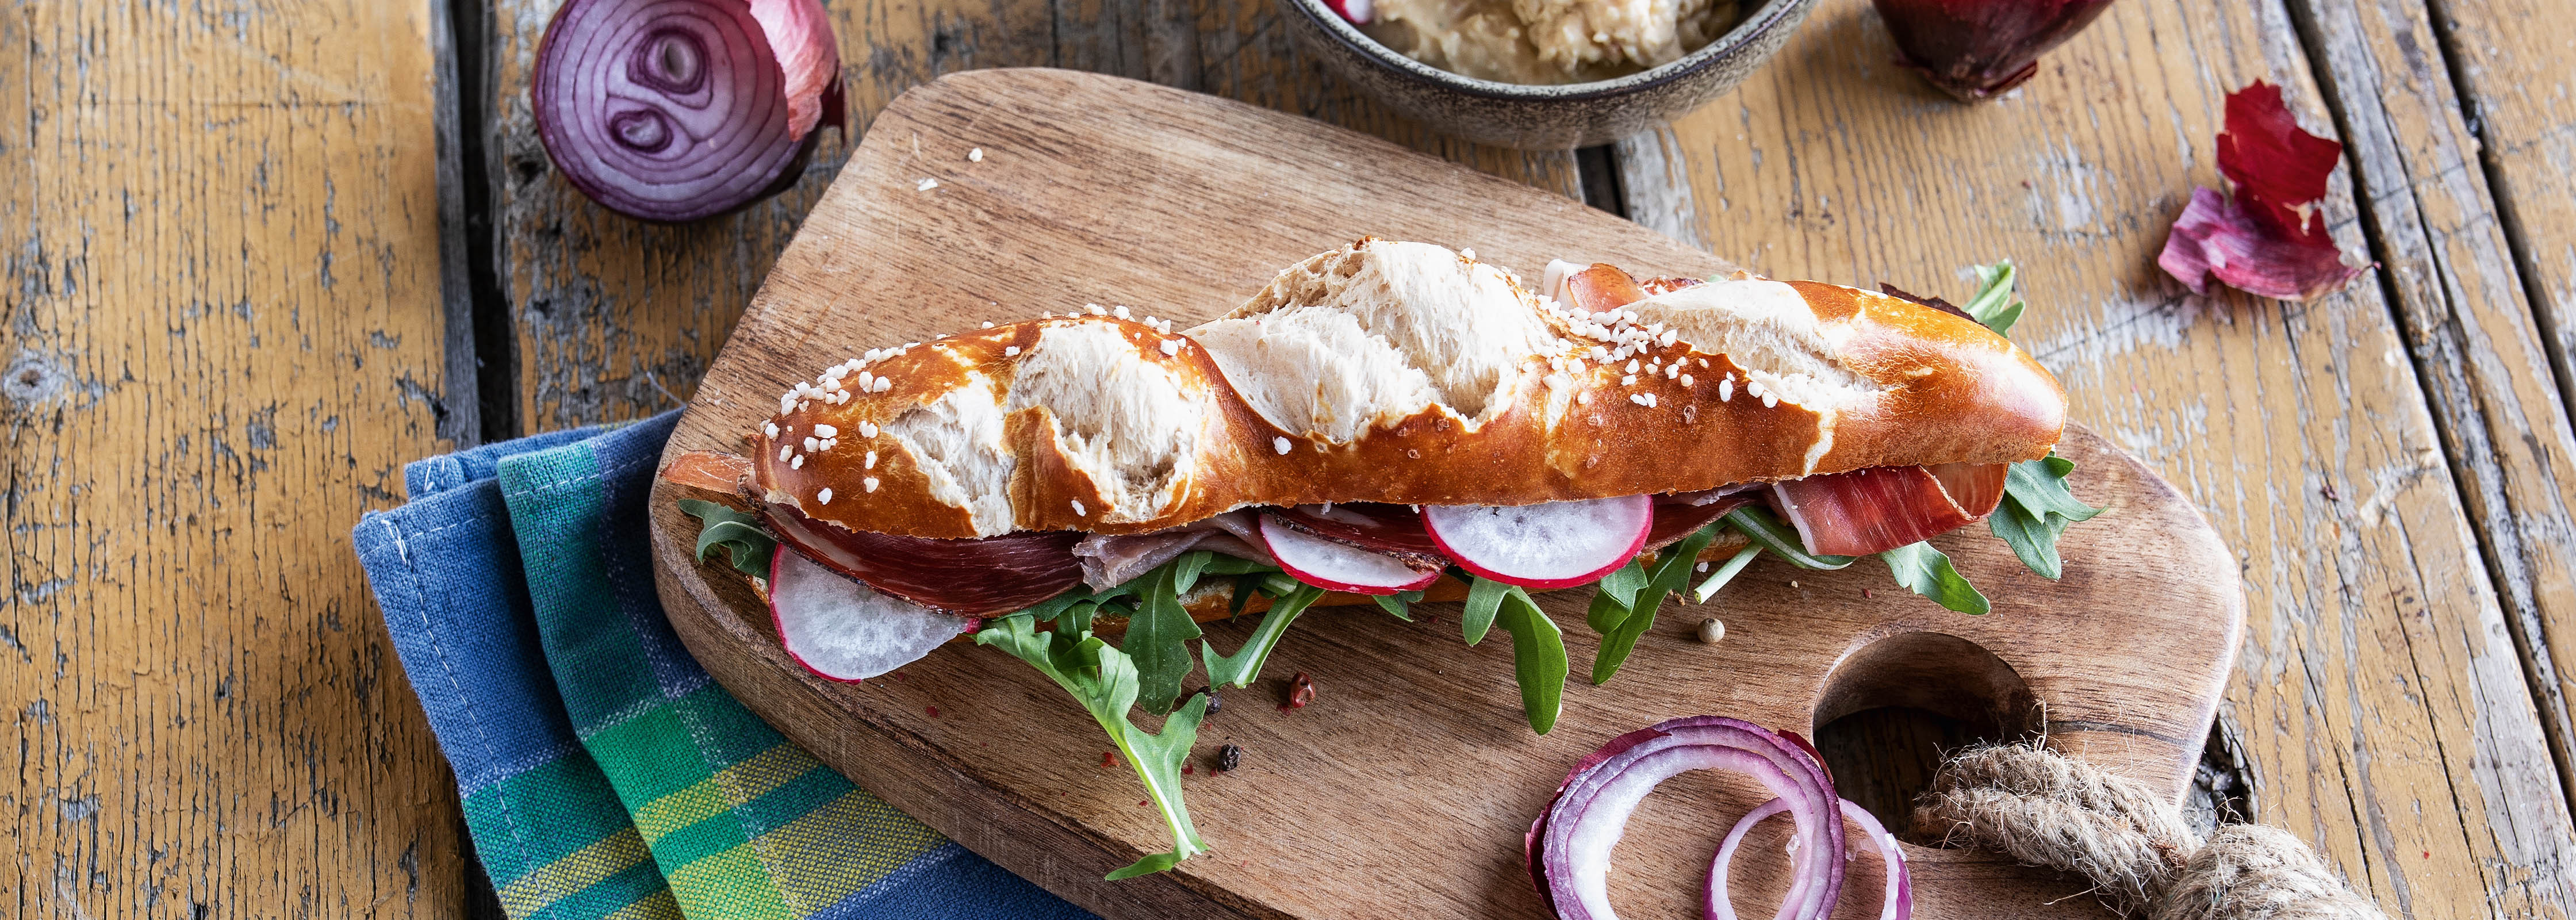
[2420,0,2576,810]
[1,1,469,917]
[2288,0,2576,850]
[480,0,1583,433]
[1618,0,2576,914]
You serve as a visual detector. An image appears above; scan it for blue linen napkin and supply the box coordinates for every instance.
[354,410,1094,920]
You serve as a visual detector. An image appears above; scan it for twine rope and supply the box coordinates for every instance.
[1909,744,2390,919]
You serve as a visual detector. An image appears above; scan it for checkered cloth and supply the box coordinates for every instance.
[354,411,1092,920]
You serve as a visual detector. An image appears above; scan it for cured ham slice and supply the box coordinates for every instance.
[661,450,753,494]
[1927,461,2007,518]
[1768,463,2009,557]
[1271,503,1447,565]
[764,507,1082,616]
[1074,511,1275,590]
[1643,489,1759,555]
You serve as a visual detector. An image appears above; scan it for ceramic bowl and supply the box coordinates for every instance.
[1281,0,1818,150]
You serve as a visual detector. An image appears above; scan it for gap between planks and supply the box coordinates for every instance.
[2278,0,2576,830]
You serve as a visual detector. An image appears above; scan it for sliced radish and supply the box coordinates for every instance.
[1421,496,1653,589]
[1258,513,1440,595]
[769,549,970,681]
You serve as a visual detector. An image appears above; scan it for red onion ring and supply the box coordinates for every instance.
[1530,716,1844,920]
[532,0,844,222]
[1711,799,1912,920]
[1707,799,1795,920]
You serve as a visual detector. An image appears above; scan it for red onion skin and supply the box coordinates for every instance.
[1870,0,2117,101]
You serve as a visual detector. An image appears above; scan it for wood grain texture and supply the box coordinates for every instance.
[649,69,2242,920]
[2413,0,2576,812]
[1,1,469,917]
[1621,0,2576,914]
[476,0,1586,435]
[2289,0,2576,831]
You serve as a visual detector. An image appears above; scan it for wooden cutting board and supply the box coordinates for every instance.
[649,68,2243,920]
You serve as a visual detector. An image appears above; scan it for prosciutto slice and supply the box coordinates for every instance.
[1271,503,1447,565]
[764,507,1082,616]
[1073,511,1275,591]
[661,450,753,494]
[1927,462,2008,518]
[1643,488,1759,555]
[1768,463,2010,557]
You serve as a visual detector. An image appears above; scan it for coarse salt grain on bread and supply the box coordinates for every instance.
[741,238,2064,539]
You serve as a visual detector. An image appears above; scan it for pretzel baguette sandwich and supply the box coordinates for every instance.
[663,238,2092,878]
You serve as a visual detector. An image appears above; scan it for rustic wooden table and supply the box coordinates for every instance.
[9,0,2575,915]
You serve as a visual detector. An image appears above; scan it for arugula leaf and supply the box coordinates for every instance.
[1127,565,1206,716]
[1690,544,1764,603]
[1988,454,2099,579]
[1590,525,1719,684]
[1962,260,2026,335]
[1880,542,1990,615]
[1460,576,1510,646]
[1201,584,1326,688]
[1585,560,1649,634]
[1226,572,1267,617]
[677,499,775,577]
[1171,550,1214,595]
[1493,586,1567,734]
[1723,506,1857,570]
[1372,588,1425,622]
[976,614,1210,879]
[1200,555,1280,577]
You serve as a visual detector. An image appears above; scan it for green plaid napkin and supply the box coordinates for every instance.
[356,411,1092,919]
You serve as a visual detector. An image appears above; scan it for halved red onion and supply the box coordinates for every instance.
[1422,496,1652,589]
[1711,799,1912,920]
[1258,513,1440,595]
[769,549,969,681]
[1531,716,1845,920]
[532,0,846,222]
[1870,0,2115,102]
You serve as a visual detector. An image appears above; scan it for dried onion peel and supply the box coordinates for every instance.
[2157,81,2370,301]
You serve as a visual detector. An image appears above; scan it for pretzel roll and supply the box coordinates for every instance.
[749,239,2065,539]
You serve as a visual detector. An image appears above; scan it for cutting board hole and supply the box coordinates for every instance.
[1810,632,2040,842]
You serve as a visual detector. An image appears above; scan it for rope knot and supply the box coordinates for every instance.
[1908,743,2387,919]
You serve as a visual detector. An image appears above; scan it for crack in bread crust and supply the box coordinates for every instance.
[751,239,2066,538]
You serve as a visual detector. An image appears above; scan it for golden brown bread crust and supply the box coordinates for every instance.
[749,241,2065,539]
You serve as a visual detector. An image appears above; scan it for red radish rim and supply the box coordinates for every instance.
[770,549,865,684]
[1258,514,1440,595]
[769,547,969,683]
[1421,497,1653,589]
